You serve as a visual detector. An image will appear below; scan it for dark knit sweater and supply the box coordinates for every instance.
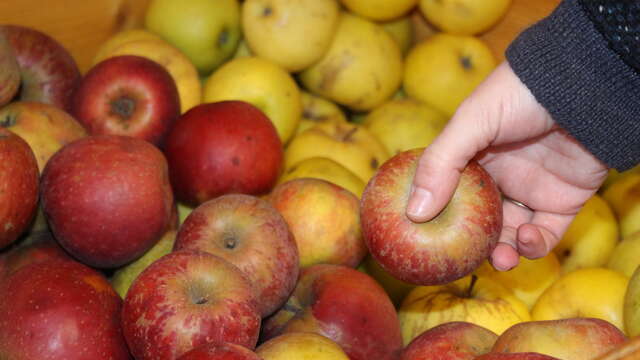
[506,0,640,171]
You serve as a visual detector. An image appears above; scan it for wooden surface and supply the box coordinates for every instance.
[0,0,559,73]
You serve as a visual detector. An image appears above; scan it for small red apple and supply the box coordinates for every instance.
[40,135,174,268]
[164,100,283,206]
[0,259,131,359]
[122,250,261,360]
[360,148,502,285]
[0,127,39,249]
[70,55,181,147]
[401,321,498,360]
[174,193,299,318]
[1,24,81,111]
[176,342,262,360]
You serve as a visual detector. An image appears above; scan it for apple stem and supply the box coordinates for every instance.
[342,127,358,142]
[466,274,478,298]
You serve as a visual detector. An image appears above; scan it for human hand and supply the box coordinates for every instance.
[405,61,609,271]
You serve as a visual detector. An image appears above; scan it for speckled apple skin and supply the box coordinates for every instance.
[176,341,262,360]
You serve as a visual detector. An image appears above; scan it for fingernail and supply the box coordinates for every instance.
[406,187,432,219]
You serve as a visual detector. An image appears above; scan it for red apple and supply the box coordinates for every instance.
[401,321,498,360]
[70,55,181,147]
[0,24,81,111]
[360,148,502,285]
[475,354,560,360]
[0,127,39,249]
[174,194,299,318]
[0,31,20,106]
[164,100,283,206]
[122,250,261,360]
[176,342,262,360]
[261,263,403,360]
[0,231,72,280]
[40,135,174,268]
[0,259,131,359]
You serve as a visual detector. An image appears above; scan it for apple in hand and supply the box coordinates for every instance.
[261,264,403,360]
[0,31,20,106]
[164,101,283,206]
[0,259,131,359]
[70,55,181,147]
[177,341,262,360]
[174,194,299,318]
[0,25,81,111]
[0,128,39,249]
[360,148,502,285]
[400,321,498,360]
[122,250,261,360]
[40,135,174,268]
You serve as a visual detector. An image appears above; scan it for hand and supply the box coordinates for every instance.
[406,61,609,271]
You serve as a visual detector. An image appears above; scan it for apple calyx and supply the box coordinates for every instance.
[110,96,137,122]
[460,55,473,70]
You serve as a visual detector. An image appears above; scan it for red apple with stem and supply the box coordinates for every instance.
[174,193,299,318]
[0,127,39,249]
[122,250,261,360]
[0,24,81,111]
[0,259,131,359]
[176,342,262,360]
[360,148,502,285]
[40,135,174,268]
[163,100,283,207]
[70,55,181,147]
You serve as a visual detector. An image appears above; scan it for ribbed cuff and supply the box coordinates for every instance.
[506,0,640,171]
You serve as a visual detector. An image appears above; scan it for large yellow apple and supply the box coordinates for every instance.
[277,156,366,198]
[531,267,629,332]
[144,0,241,75]
[202,56,302,144]
[297,91,348,135]
[256,332,350,360]
[299,12,403,112]
[603,171,640,239]
[418,0,512,35]
[554,194,619,274]
[380,14,415,54]
[398,274,531,345]
[624,264,640,336]
[362,98,448,156]
[404,33,496,116]
[339,0,418,21]
[607,232,640,277]
[284,121,390,184]
[242,0,340,72]
[474,252,561,310]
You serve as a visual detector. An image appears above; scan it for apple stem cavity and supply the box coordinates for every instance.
[111,96,137,121]
[460,55,473,71]
[466,274,478,298]
[224,235,237,250]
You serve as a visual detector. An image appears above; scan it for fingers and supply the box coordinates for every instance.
[516,212,573,259]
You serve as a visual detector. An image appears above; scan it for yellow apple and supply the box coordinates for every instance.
[339,0,418,21]
[242,0,340,72]
[418,0,512,35]
[297,91,348,135]
[277,156,366,198]
[624,264,640,336]
[608,232,640,277]
[92,29,163,62]
[531,267,629,332]
[398,274,531,345]
[474,252,561,310]
[144,0,241,75]
[256,332,350,360]
[362,98,448,156]
[554,194,619,273]
[299,12,403,112]
[599,164,640,194]
[403,33,496,116]
[603,171,640,239]
[202,56,302,144]
[380,15,415,54]
[360,254,416,307]
[284,121,390,184]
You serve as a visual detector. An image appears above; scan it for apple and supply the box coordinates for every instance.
[70,55,181,147]
[0,259,131,359]
[624,264,640,337]
[122,250,261,360]
[360,148,502,285]
[164,101,283,206]
[0,101,87,172]
[400,321,498,360]
[0,230,72,280]
[261,264,403,360]
[256,332,350,360]
[491,318,627,360]
[418,0,512,35]
[0,127,39,249]
[475,354,560,360]
[0,24,81,111]
[177,341,262,360]
[267,178,366,268]
[0,31,20,106]
[174,193,299,318]
[608,231,640,277]
[593,335,640,360]
[40,135,174,268]
[603,172,640,239]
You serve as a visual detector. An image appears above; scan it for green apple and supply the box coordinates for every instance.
[144,0,241,75]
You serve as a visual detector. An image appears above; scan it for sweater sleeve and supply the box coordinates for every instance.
[505,0,640,171]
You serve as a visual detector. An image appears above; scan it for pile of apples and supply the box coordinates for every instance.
[1,0,640,359]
